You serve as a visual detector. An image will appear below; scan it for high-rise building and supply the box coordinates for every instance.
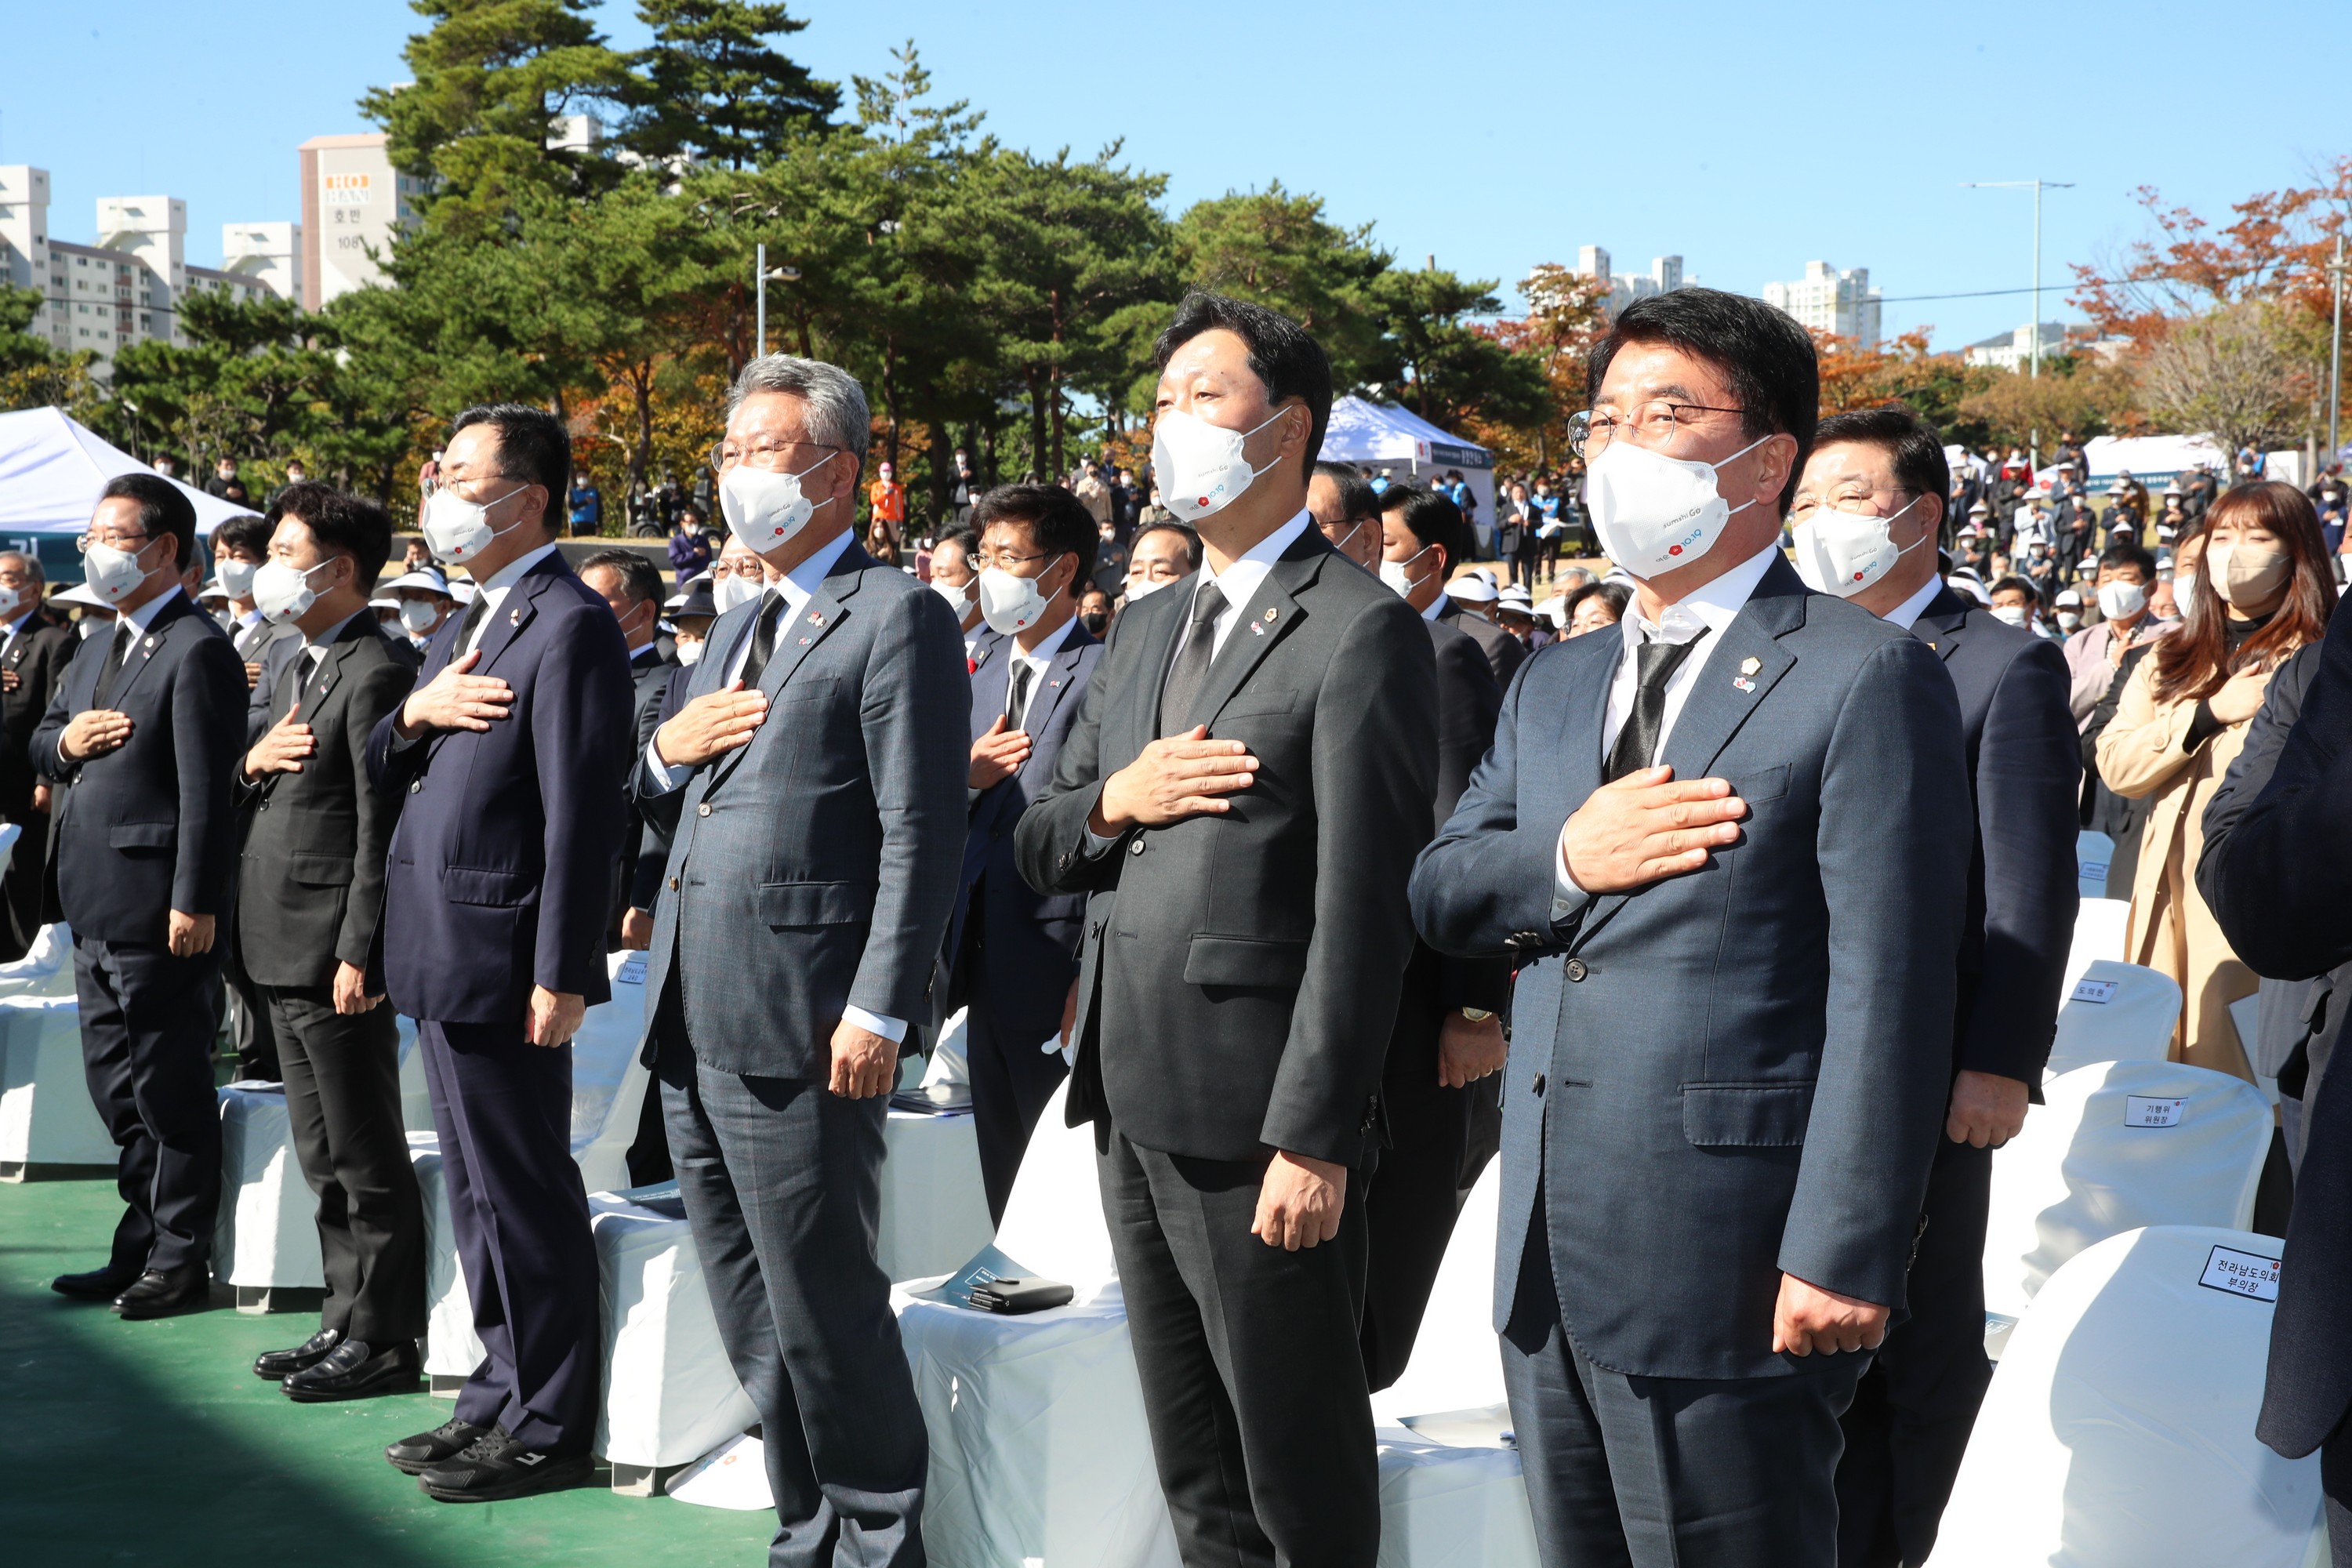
[299,133,422,310]
[223,221,303,303]
[1571,246,1687,318]
[1962,322,2070,372]
[1762,260,1882,346]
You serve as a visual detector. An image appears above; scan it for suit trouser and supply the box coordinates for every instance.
[1359,1028,1493,1392]
[2325,1420,2352,1568]
[659,1037,927,1568]
[1502,1219,1866,1568]
[416,1019,599,1453]
[73,935,222,1275]
[0,808,45,961]
[265,983,426,1343]
[1099,1125,1379,1568]
[964,985,1070,1224]
[1833,1137,1991,1567]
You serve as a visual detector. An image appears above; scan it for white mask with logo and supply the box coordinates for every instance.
[720,456,832,553]
[421,482,530,566]
[712,571,764,615]
[397,598,441,635]
[217,558,259,600]
[252,557,337,624]
[1149,408,1288,524]
[978,565,1060,636]
[82,535,166,605]
[1791,497,1925,597]
[1585,434,1769,576]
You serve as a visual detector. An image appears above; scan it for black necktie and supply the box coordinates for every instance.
[452,593,487,659]
[737,592,787,689]
[96,622,132,710]
[1158,581,1226,738]
[274,648,310,718]
[1006,659,1035,730]
[1605,628,1711,784]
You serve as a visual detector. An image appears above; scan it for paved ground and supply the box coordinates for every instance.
[0,1177,770,1566]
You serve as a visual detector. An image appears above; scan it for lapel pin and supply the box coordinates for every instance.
[143,636,157,651]
[1250,622,1266,637]
[809,611,826,626]
[508,607,521,625]
[797,636,811,646]
[1733,676,1755,692]
[1739,656,1761,676]
[1264,608,1278,622]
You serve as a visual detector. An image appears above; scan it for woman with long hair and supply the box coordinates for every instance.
[2096,481,2339,1077]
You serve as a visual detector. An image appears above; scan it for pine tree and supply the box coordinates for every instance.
[625,0,838,171]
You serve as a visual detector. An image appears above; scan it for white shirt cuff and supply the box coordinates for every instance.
[1083,826,1120,854]
[844,1006,906,1043]
[642,736,684,793]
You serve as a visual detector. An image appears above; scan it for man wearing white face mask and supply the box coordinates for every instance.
[0,551,74,961]
[1414,289,1972,1568]
[2062,543,2158,728]
[1122,518,1199,604]
[1791,406,2081,1568]
[215,514,293,691]
[927,525,986,659]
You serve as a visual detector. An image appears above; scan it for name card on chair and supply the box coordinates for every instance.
[2123,1095,2187,1128]
[2070,977,2118,1004]
[2198,1245,2281,1302]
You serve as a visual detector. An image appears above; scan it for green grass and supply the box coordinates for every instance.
[0,1177,771,1566]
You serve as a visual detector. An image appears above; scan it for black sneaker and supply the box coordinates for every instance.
[284,1339,420,1403]
[417,1425,592,1503]
[255,1327,343,1380]
[386,1417,490,1475]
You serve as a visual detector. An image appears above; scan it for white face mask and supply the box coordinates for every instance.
[2058,610,2083,631]
[674,637,704,667]
[78,615,109,641]
[1991,604,2030,628]
[421,482,529,565]
[217,558,259,600]
[931,575,976,617]
[252,557,338,624]
[1377,543,1436,600]
[397,598,441,635]
[712,570,765,615]
[82,535,166,605]
[1790,497,1925,597]
[2172,572,2198,605]
[978,564,1061,636]
[1584,434,1769,576]
[720,456,833,554]
[2096,580,2147,621]
[1150,408,1289,524]
[1125,575,1171,603]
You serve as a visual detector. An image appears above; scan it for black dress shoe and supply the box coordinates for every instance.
[254,1327,343,1380]
[417,1425,592,1503]
[112,1265,209,1319]
[51,1265,140,1302]
[387,1417,491,1475]
[284,1339,420,1403]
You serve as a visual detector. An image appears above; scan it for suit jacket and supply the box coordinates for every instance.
[1437,596,1525,691]
[1419,617,1509,1017]
[32,591,245,942]
[615,643,675,923]
[1014,525,1439,1168]
[1908,587,2080,1083]
[234,615,298,670]
[0,608,75,818]
[1410,555,1971,1380]
[366,552,633,1025]
[635,541,969,1079]
[946,622,1104,1047]
[630,662,696,913]
[237,615,419,989]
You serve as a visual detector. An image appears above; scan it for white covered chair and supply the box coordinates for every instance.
[879,1105,993,1284]
[2076,827,2114,899]
[1929,1226,2325,1567]
[1983,1058,2272,1355]
[590,1190,758,1492]
[1371,1162,1506,1428]
[393,1018,434,1134]
[212,1082,326,1307]
[2064,897,2132,987]
[0,917,74,1000]
[2044,960,2183,1079]
[0,920,113,1178]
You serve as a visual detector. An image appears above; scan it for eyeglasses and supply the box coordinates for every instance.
[1568,400,1746,459]
[972,548,1053,572]
[706,437,843,474]
[76,530,150,554]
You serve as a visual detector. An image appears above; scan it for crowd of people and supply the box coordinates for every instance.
[20,281,2352,1568]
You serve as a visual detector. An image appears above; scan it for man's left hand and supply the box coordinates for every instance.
[1437,1011,1508,1087]
[527,985,584,1047]
[332,960,383,1016]
[1251,1150,1346,1250]
[1772,1273,1889,1356]
[619,907,653,950]
[829,1019,898,1098]
[166,910,214,957]
[1946,1069,2030,1148]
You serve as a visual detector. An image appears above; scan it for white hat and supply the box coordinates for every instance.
[2056,589,2082,608]
[1534,593,1569,627]
[1446,575,1498,604]
[1947,572,1991,606]
[380,567,452,597]
[50,583,112,610]
[197,579,229,602]
[1472,567,1499,588]
[1497,584,1534,608]
[368,596,401,612]
[1968,500,1991,517]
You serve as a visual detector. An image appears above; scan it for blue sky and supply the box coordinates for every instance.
[5,0,2343,351]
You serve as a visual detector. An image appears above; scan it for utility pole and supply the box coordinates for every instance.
[752,245,799,360]
[1965,179,2074,473]
[2329,230,2345,463]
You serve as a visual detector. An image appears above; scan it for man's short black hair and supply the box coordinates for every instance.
[1811,404,1952,520]
[931,527,979,564]
[272,482,394,592]
[1310,459,1380,524]
[450,402,571,532]
[1380,484,1473,572]
[1134,520,1204,571]
[1156,291,1333,481]
[215,513,275,560]
[1588,285,1819,516]
[97,473,196,574]
[1988,574,2042,606]
[2099,542,2158,582]
[578,547,663,608]
[971,484,1099,584]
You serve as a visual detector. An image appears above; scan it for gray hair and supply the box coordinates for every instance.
[0,550,45,586]
[728,354,871,463]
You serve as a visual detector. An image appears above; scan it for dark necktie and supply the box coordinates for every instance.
[451,593,487,659]
[1604,628,1711,784]
[274,648,310,718]
[1158,580,1226,738]
[737,592,787,689]
[1006,659,1035,730]
[96,622,132,710]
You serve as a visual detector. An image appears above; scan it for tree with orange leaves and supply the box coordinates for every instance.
[1466,263,1609,470]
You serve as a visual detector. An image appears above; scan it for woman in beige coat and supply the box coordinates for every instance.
[2096,481,2337,1079]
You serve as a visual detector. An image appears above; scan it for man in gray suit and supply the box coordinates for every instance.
[635,354,967,1567]
[1412,287,1972,1566]
[1016,292,1436,1568]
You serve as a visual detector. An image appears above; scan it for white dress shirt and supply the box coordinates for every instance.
[1881,574,1946,632]
[1004,614,1075,730]
[456,543,561,657]
[1172,510,1312,670]
[0,605,37,658]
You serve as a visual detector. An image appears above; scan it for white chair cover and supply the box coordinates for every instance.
[0,995,111,1167]
[2044,960,2183,1079]
[2076,828,2114,899]
[212,1083,325,1289]
[1984,1060,2273,1329]
[1928,1226,2325,1568]
[0,917,71,1000]
[2065,898,2132,987]
[666,1432,774,1511]
[1371,1162,1504,1426]
[1375,1433,1541,1568]
[923,1005,971,1089]
[878,1107,993,1284]
[394,1021,434,1133]
[591,1192,757,1468]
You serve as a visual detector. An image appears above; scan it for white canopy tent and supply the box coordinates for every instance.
[2031,434,2227,490]
[0,407,252,537]
[1320,397,1497,547]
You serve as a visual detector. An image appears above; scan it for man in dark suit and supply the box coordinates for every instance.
[37,474,245,1319]
[234,485,427,1401]
[579,547,674,953]
[637,354,967,1566]
[218,510,296,1080]
[2200,600,2352,1562]
[947,483,1103,1220]
[0,551,75,960]
[1411,289,1972,1566]
[367,404,633,1501]
[1015,292,1437,1568]
[1430,546,1523,691]
[1788,408,2082,1568]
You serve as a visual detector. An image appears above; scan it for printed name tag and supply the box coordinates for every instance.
[2071,978,2118,1004]
[2125,1095,2186,1127]
[2199,1245,2281,1302]
[616,953,648,987]
[2080,858,2109,881]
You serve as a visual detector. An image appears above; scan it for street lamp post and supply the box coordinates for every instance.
[1965,178,2074,473]
[2329,230,2345,463]
[753,243,802,360]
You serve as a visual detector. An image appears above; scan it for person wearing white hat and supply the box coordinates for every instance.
[379,567,457,654]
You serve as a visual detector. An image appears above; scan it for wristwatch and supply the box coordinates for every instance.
[1457,1007,1496,1023]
